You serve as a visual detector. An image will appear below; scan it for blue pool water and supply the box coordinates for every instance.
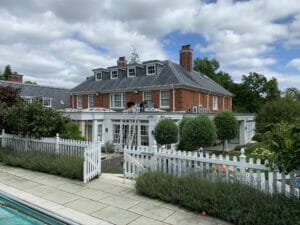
[0,194,73,225]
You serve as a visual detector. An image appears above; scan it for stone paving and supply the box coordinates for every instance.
[0,164,232,225]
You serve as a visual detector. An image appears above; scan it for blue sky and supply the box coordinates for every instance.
[0,0,299,89]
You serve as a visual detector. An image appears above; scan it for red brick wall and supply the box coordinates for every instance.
[71,89,232,112]
[7,74,23,83]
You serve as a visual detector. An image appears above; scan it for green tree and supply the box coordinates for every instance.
[0,86,22,107]
[178,117,193,150]
[181,115,217,151]
[214,112,238,151]
[2,65,13,80]
[193,57,220,80]
[284,87,300,102]
[256,97,300,137]
[154,118,178,146]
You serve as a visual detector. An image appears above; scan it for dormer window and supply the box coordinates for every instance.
[111,70,118,79]
[95,72,102,81]
[146,64,156,75]
[127,67,136,77]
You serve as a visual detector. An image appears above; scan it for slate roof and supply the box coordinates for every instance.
[0,81,70,109]
[71,60,233,96]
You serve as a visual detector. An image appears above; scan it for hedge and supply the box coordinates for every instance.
[136,172,300,225]
[0,148,83,180]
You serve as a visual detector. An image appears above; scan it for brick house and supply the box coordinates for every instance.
[70,45,233,112]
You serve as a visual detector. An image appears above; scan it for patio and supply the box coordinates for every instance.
[0,164,232,225]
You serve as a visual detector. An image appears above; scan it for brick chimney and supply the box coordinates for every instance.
[7,72,23,83]
[179,45,193,72]
[117,56,127,67]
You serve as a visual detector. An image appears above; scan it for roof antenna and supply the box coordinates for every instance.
[129,46,140,64]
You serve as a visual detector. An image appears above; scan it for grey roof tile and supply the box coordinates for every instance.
[71,60,233,96]
[0,81,70,109]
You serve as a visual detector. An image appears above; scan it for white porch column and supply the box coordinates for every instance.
[148,116,157,149]
[79,121,85,137]
[92,119,98,143]
[239,120,246,145]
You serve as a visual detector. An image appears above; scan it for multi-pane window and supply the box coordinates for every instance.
[23,97,33,104]
[88,95,94,108]
[143,91,152,105]
[77,96,82,109]
[95,72,102,81]
[97,124,102,142]
[140,125,149,146]
[213,96,218,110]
[127,67,136,77]
[113,124,120,144]
[146,64,156,75]
[160,90,169,108]
[111,70,118,79]
[110,93,124,108]
[43,98,52,108]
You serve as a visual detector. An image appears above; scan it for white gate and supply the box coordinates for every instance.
[83,142,101,183]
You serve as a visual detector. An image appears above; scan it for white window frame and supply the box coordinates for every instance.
[42,97,52,108]
[23,96,33,104]
[97,123,103,142]
[110,93,125,108]
[146,64,156,76]
[160,90,169,108]
[77,95,82,109]
[143,91,152,105]
[110,70,118,79]
[213,96,218,110]
[127,67,136,77]
[88,95,94,108]
[95,72,102,81]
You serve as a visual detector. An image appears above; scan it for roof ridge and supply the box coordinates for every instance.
[0,80,70,91]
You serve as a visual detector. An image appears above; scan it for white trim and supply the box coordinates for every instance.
[110,93,125,109]
[127,67,136,77]
[42,97,52,108]
[95,72,102,81]
[77,95,82,109]
[88,95,94,108]
[110,69,118,79]
[159,90,170,108]
[146,64,156,76]
[213,95,218,110]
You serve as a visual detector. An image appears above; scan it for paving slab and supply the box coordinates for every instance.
[43,190,80,204]
[8,180,41,190]
[23,185,57,197]
[128,202,175,221]
[76,188,111,201]
[129,216,169,225]
[164,211,220,225]
[99,195,140,209]
[92,206,140,225]
[57,182,86,194]
[65,198,107,214]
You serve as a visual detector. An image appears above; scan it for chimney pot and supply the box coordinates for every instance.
[179,44,193,72]
[117,56,127,67]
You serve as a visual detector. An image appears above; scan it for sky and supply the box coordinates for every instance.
[0,0,300,90]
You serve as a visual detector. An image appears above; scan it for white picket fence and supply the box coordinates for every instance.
[123,145,300,198]
[0,130,101,183]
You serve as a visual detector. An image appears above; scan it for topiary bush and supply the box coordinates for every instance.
[181,115,216,151]
[178,117,193,150]
[154,118,178,145]
[136,172,300,225]
[214,111,238,151]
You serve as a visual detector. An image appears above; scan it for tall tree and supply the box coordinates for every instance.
[0,86,22,107]
[2,65,13,80]
[284,87,300,102]
[193,57,220,80]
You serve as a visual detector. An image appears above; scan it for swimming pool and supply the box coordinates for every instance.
[0,192,78,225]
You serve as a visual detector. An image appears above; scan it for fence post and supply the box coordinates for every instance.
[25,135,28,151]
[83,150,87,183]
[1,129,5,148]
[55,133,59,154]
[239,148,246,181]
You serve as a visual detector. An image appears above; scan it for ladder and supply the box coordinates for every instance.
[126,106,138,148]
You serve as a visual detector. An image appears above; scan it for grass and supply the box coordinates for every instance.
[136,171,300,225]
[0,148,83,180]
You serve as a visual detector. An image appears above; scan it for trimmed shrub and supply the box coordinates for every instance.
[154,118,178,145]
[136,172,300,225]
[178,117,193,150]
[0,148,83,180]
[181,115,217,151]
[214,111,238,151]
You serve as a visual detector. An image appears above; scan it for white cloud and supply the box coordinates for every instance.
[287,58,300,70]
[0,0,299,89]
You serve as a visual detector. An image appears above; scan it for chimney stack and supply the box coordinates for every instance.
[7,72,23,83]
[117,56,127,67]
[179,45,193,72]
